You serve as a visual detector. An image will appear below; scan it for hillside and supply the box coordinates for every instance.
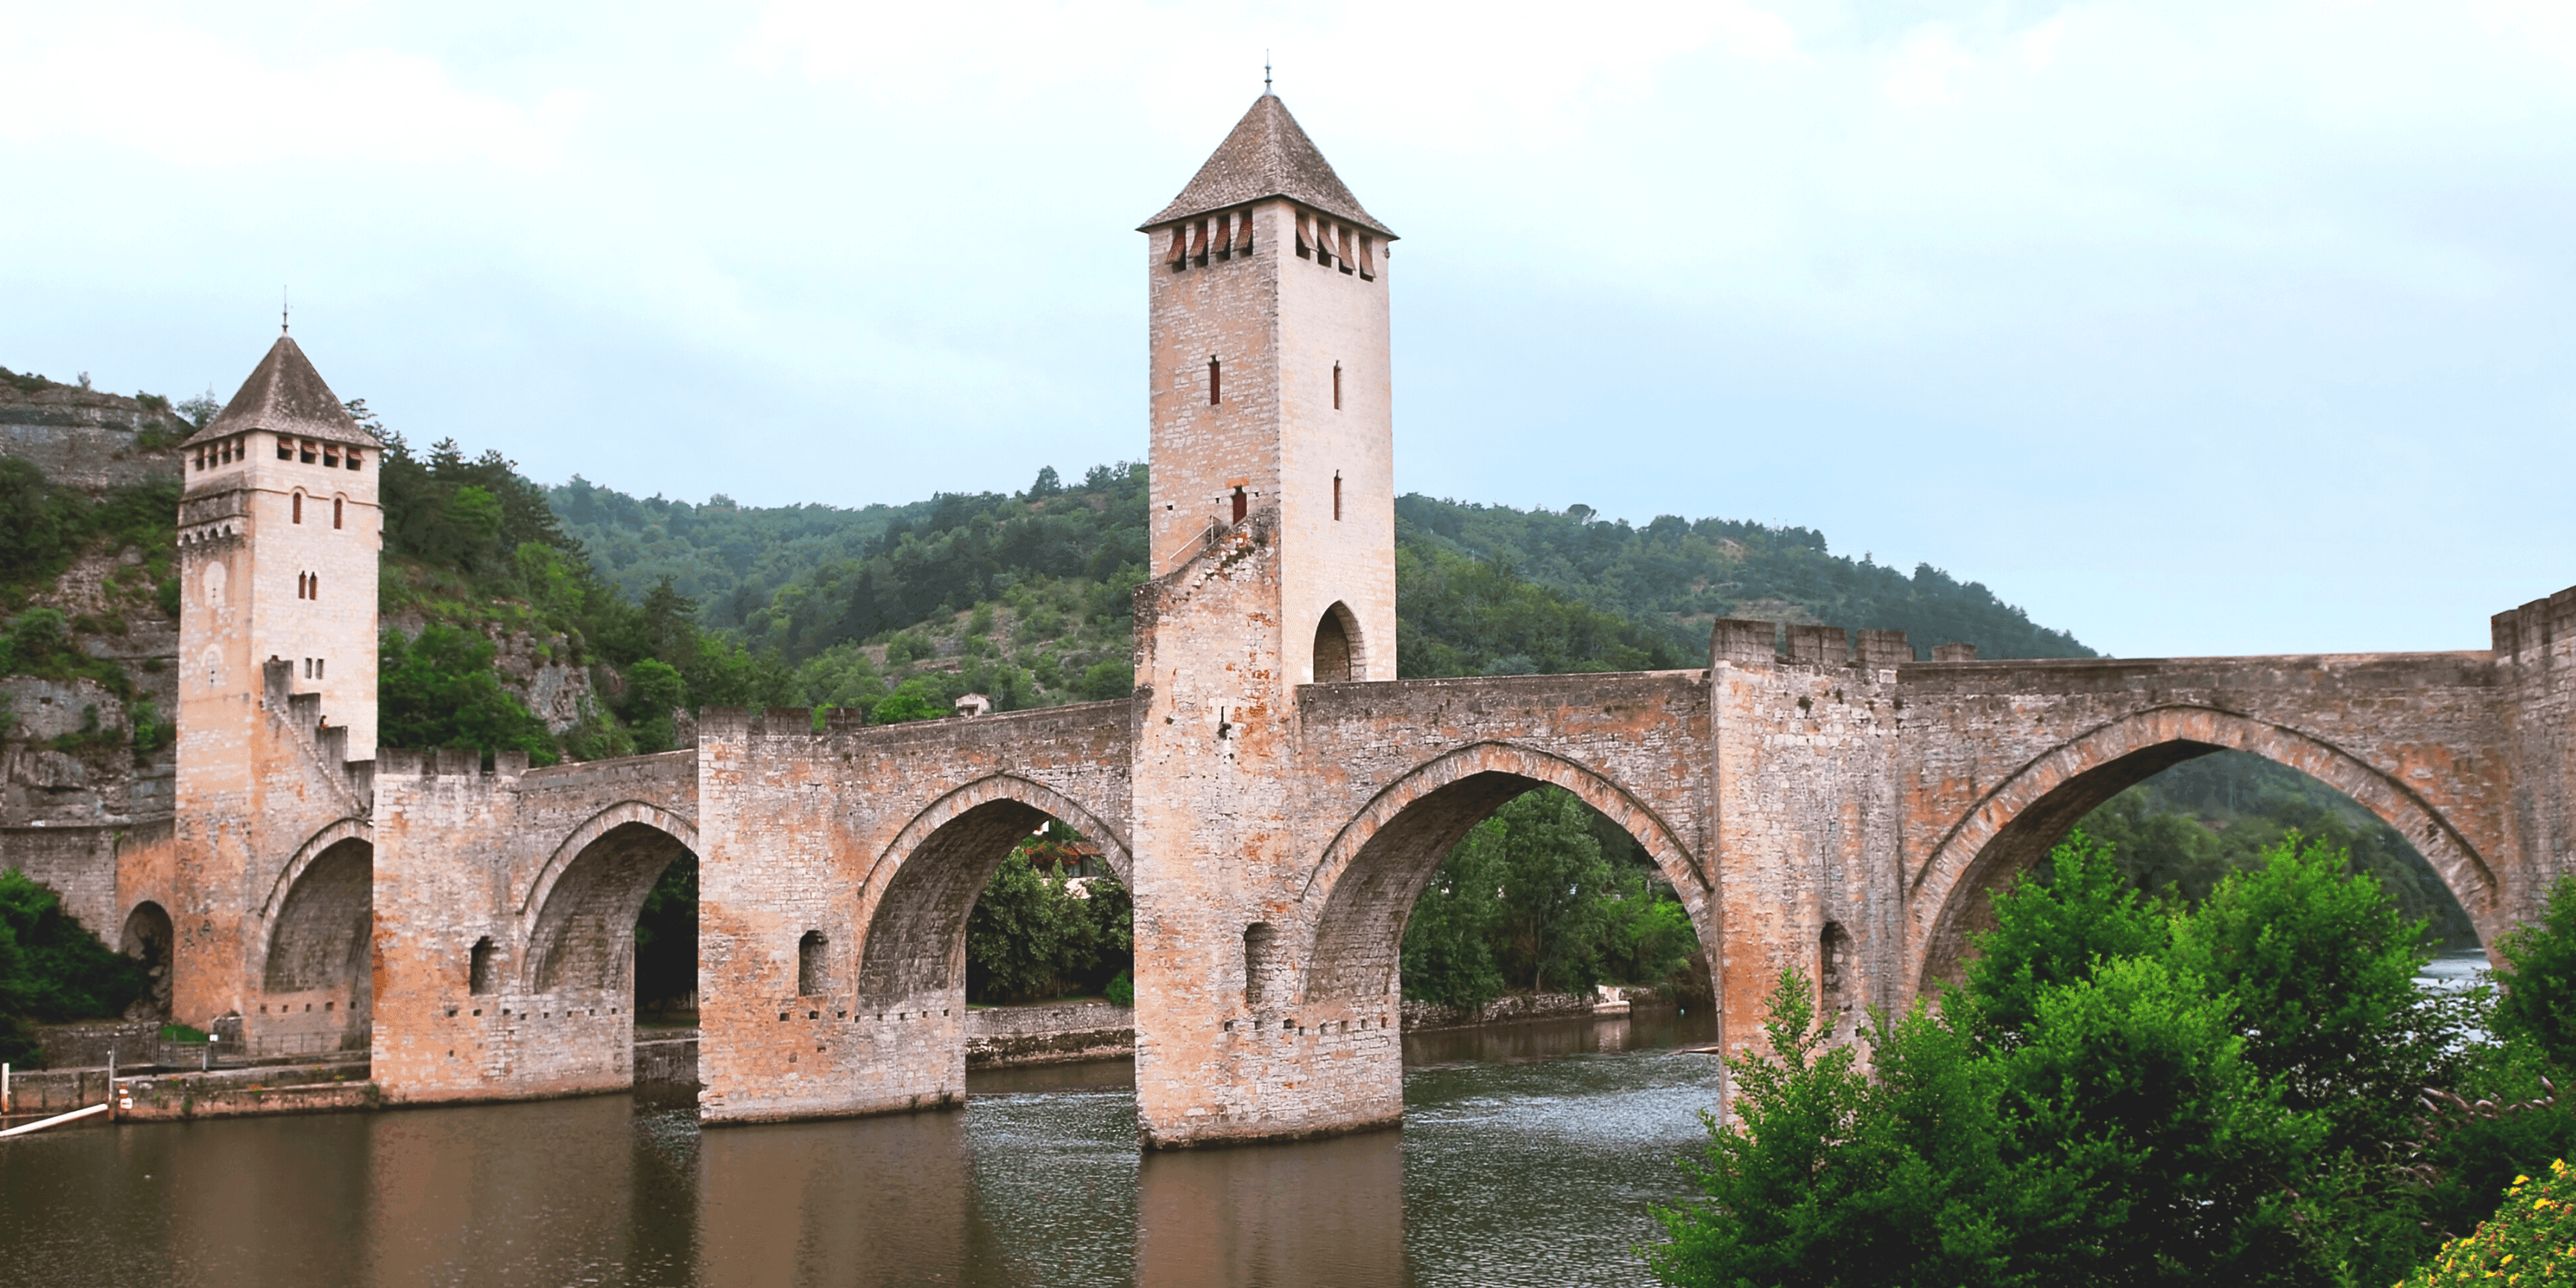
[549,463,2094,717]
[0,367,191,831]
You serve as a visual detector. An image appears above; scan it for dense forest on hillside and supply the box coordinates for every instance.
[549,463,2092,715]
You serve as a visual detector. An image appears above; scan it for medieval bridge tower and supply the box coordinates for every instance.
[166,332,383,1055]
[124,92,2576,1148]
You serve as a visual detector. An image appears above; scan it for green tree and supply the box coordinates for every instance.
[1480,788,1617,992]
[1994,954,2319,1284]
[621,659,688,753]
[1400,833,1506,1008]
[379,625,558,764]
[2168,832,2444,1155]
[2493,874,2576,1072]
[963,840,1132,1003]
[1964,828,2170,1042]
[1650,973,2048,1288]
[871,678,948,724]
[0,870,151,1064]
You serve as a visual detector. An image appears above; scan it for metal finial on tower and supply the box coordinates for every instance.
[282,286,290,336]
[1264,51,1272,95]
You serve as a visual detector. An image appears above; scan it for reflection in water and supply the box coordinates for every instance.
[1138,1131,1407,1288]
[0,1009,1720,1287]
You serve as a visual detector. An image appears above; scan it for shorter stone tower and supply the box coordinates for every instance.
[171,334,382,1037]
[177,335,382,762]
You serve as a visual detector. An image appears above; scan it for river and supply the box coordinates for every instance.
[0,1007,1722,1287]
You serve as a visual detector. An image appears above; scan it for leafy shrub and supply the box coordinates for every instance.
[128,698,171,759]
[0,869,150,1064]
[379,625,558,764]
[1651,828,2497,1287]
[2495,875,2576,1072]
[2399,1158,2576,1287]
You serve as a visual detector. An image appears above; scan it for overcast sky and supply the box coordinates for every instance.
[2,1,2569,658]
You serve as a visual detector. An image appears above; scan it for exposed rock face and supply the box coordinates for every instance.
[491,629,593,733]
[0,382,184,496]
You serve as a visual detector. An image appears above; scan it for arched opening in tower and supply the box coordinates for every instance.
[121,901,175,1020]
[1312,604,1355,683]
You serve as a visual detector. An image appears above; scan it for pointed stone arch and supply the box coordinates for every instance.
[261,840,373,993]
[523,812,699,996]
[520,801,701,918]
[1295,740,1708,1008]
[1310,600,1363,684]
[256,818,375,996]
[259,817,373,922]
[863,774,1133,892]
[1909,703,2501,992]
[851,774,1133,1011]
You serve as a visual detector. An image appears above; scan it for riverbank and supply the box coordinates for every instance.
[0,990,1687,1130]
[2,1058,373,1122]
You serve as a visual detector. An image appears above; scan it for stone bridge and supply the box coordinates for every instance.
[110,92,2576,1148]
[325,576,2571,1146]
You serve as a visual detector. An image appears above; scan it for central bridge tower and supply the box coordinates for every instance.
[1129,93,1407,1146]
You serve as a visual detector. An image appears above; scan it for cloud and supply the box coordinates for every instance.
[0,3,590,171]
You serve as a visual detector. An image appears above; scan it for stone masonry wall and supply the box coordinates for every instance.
[370,748,697,1103]
[2494,587,2576,912]
[695,701,1132,1123]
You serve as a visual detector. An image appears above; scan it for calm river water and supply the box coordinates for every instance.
[1,1007,1722,1287]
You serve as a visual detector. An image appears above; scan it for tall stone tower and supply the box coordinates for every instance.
[171,334,382,1033]
[1128,95,1405,1146]
[1140,92,1397,685]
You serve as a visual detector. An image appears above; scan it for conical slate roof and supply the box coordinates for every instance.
[1141,95,1394,238]
[186,335,376,448]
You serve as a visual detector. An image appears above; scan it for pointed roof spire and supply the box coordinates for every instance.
[1141,95,1394,238]
[185,335,378,448]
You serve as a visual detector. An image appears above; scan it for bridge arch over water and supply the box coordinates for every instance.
[1907,704,2505,992]
[1294,739,1710,1010]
